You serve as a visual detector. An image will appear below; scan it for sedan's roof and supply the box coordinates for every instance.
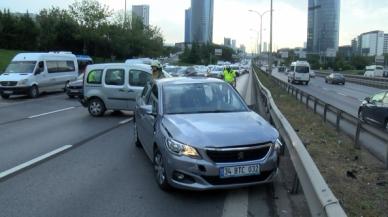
[156,77,224,85]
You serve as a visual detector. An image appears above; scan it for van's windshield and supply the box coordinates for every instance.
[5,61,37,74]
[295,66,309,73]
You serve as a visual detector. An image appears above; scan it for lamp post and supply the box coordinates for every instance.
[269,0,273,74]
[248,9,271,55]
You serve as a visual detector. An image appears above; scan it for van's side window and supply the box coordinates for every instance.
[46,61,76,73]
[290,66,295,72]
[129,70,151,87]
[87,70,103,84]
[105,69,125,86]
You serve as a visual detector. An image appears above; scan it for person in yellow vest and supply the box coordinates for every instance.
[222,66,237,87]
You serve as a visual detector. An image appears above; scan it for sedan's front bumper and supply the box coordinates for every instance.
[163,147,279,190]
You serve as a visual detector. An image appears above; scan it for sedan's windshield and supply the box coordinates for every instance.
[295,66,309,73]
[163,83,248,114]
[5,61,37,74]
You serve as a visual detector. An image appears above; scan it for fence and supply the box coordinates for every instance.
[251,66,347,217]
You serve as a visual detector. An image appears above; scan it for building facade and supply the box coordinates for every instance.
[356,31,385,56]
[190,0,214,43]
[185,8,192,43]
[224,38,231,47]
[384,34,388,54]
[132,5,150,26]
[307,0,340,54]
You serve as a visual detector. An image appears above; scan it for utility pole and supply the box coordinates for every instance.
[269,0,273,74]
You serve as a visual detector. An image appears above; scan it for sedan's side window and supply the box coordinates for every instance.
[105,69,125,86]
[382,92,388,104]
[129,70,151,87]
[371,92,385,103]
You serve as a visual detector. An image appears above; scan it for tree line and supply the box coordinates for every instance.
[179,43,237,65]
[0,0,166,60]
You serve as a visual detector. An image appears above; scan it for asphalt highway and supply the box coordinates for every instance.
[0,75,297,217]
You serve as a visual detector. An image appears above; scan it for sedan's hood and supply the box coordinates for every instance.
[69,79,83,87]
[162,112,278,148]
[0,73,31,81]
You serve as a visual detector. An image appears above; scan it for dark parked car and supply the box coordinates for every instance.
[325,73,345,85]
[358,91,388,130]
[134,77,282,190]
[66,73,84,98]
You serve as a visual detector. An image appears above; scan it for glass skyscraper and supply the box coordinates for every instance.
[190,0,214,43]
[307,0,340,54]
[185,8,192,43]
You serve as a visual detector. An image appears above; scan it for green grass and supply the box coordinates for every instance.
[0,49,21,72]
[254,66,388,217]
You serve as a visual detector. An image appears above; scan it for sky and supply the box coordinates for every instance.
[1,0,388,53]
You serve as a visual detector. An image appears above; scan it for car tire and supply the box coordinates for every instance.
[28,85,39,98]
[384,119,388,131]
[154,148,171,190]
[64,81,70,92]
[1,93,10,99]
[306,81,309,85]
[134,121,142,148]
[88,98,106,117]
[325,79,327,83]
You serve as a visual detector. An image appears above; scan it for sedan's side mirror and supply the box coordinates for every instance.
[364,97,370,103]
[140,105,156,116]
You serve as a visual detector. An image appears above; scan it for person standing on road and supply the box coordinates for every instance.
[222,66,237,87]
[151,61,165,80]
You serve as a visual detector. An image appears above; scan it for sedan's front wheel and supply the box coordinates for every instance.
[154,148,171,190]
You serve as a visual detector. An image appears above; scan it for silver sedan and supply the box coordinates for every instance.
[134,77,281,190]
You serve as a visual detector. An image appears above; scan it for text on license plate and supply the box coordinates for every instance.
[220,164,260,178]
[3,91,13,94]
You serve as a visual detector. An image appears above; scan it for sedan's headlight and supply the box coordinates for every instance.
[18,79,28,85]
[166,138,201,159]
[274,139,283,154]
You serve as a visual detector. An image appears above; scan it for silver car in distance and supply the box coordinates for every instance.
[134,77,281,190]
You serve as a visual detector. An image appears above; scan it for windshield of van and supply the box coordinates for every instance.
[295,66,309,73]
[5,61,37,74]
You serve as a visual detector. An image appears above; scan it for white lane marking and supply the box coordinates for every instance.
[222,189,249,217]
[28,107,75,119]
[0,145,73,180]
[338,92,347,96]
[119,117,133,125]
[322,87,328,91]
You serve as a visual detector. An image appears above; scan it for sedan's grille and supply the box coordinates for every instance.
[202,170,274,185]
[206,144,271,163]
[0,81,17,87]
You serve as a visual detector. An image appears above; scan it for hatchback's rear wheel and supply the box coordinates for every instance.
[154,148,171,190]
[88,98,106,117]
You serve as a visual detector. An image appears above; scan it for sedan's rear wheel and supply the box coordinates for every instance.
[154,148,171,190]
[88,98,106,117]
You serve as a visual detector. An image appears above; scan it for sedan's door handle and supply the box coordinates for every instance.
[127,89,134,93]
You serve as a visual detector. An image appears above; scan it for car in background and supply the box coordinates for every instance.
[278,66,286,73]
[358,90,388,130]
[76,55,93,75]
[134,77,281,190]
[125,58,153,65]
[81,63,169,117]
[325,73,345,85]
[164,66,183,77]
[66,73,84,98]
[231,65,241,76]
[194,65,209,77]
[207,66,224,78]
[383,70,388,78]
[309,70,316,78]
[0,52,78,99]
[364,65,384,77]
[287,61,310,85]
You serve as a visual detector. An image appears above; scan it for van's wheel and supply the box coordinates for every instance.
[88,98,106,117]
[64,81,70,92]
[154,148,171,190]
[1,93,10,99]
[29,85,39,98]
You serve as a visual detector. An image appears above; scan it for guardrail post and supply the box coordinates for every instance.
[323,104,328,122]
[355,121,361,149]
[336,111,342,132]
[306,95,310,109]
[313,98,317,113]
[300,92,304,103]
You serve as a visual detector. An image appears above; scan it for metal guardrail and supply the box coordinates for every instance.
[316,71,388,89]
[251,66,347,217]
[268,70,388,168]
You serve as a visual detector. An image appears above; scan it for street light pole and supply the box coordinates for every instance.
[248,9,271,55]
[269,0,273,74]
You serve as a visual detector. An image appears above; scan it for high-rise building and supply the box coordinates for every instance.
[224,38,231,47]
[190,0,214,43]
[185,8,192,43]
[307,0,340,54]
[232,40,236,49]
[351,38,358,54]
[357,31,385,56]
[132,5,150,26]
[384,34,388,54]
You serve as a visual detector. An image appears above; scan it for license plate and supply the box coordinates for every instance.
[3,91,13,94]
[220,164,260,178]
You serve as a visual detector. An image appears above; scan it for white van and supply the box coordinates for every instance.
[287,61,311,85]
[364,65,384,77]
[0,53,78,99]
